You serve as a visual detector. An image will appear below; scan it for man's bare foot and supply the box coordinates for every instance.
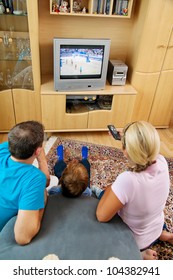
[141,249,158,260]
[159,230,173,245]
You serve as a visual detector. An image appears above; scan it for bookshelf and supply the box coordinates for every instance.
[50,0,134,18]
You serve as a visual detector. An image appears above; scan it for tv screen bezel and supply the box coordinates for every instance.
[54,38,111,92]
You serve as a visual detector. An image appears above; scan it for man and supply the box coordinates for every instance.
[0,121,50,245]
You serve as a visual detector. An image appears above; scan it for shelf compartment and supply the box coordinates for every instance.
[66,95,112,113]
[50,0,134,18]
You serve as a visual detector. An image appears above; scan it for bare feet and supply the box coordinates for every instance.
[159,230,173,245]
[141,249,158,260]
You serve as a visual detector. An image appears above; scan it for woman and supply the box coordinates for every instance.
[95,121,173,260]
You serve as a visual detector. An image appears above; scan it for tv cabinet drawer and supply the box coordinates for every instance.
[41,95,88,130]
[88,94,136,129]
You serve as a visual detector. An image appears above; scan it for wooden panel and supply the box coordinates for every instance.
[149,71,173,126]
[63,112,88,129]
[135,0,173,73]
[88,110,114,129]
[41,95,88,130]
[128,0,173,127]
[111,94,136,127]
[41,75,137,96]
[127,0,173,74]
[131,72,159,121]
[163,28,173,71]
[13,89,38,123]
[170,110,173,127]
[88,94,136,128]
[0,90,15,131]
[27,0,42,120]
[27,0,41,92]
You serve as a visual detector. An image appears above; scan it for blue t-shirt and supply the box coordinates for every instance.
[0,142,47,231]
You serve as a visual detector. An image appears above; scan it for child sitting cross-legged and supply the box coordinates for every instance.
[48,145,92,198]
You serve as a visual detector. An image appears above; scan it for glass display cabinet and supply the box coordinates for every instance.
[0,0,41,131]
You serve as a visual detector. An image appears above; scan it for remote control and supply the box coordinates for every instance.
[107,125,121,140]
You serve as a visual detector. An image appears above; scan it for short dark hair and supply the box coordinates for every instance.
[8,121,44,159]
[60,162,89,198]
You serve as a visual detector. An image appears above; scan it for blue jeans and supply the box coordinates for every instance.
[140,223,167,251]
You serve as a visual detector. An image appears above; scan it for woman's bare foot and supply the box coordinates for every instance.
[141,249,158,260]
[159,230,173,245]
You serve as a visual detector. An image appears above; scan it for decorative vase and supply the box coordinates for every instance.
[0,1,5,14]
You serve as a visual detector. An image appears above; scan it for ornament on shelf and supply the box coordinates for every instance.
[59,1,69,13]
[13,0,23,15]
[52,0,60,13]
[0,1,5,14]
[73,1,82,13]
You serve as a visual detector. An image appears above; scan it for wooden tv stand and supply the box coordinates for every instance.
[41,75,137,132]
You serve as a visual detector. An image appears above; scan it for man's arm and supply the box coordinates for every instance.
[14,190,48,245]
[36,147,50,187]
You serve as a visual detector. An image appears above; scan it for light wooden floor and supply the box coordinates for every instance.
[1,127,173,158]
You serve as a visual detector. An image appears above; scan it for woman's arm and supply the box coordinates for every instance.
[96,186,124,222]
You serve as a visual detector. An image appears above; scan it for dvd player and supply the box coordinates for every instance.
[66,95,97,101]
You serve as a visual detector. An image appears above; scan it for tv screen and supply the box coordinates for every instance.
[54,38,111,92]
[60,45,104,79]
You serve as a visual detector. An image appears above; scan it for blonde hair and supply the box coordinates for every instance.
[60,162,89,197]
[122,121,160,172]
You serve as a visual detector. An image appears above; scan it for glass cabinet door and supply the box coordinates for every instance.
[0,0,34,91]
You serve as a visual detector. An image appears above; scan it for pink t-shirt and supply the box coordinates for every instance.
[111,154,170,250]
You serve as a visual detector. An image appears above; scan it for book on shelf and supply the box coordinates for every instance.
[114,0,128,15]
[97,0,102,14]
[92,0,98,13]
[96,0,111,14]
[103,0,107,14]
[105,0,110,14]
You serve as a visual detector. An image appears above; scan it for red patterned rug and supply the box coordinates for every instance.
[46,136,173,260]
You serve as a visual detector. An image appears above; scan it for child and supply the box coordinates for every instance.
[48,145,92,198]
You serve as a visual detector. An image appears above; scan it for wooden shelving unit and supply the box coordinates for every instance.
[50,0,134,18]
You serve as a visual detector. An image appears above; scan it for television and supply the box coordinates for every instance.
[53,38,111,92]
